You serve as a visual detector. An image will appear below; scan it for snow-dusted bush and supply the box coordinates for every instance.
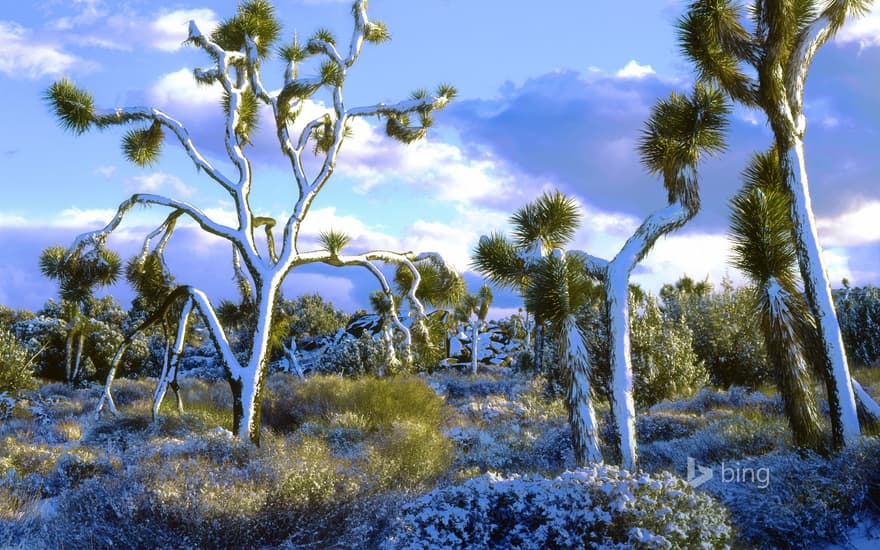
[704,437,880,548]
[386,465,732,549]
[321,333,391,376]
[630,295,708,407]
[0,328,35,395]
[835,284,880,367]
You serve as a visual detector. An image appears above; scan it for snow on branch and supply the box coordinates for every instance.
[69,194,241,259]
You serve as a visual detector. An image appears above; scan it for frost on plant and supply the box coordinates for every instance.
[44,0,456,444]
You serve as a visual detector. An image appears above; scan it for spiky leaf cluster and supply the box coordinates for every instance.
[394,256,465,309]
[310,116,352,154]
[455,285,493,323]
[211,0,281,58]
[638,84,729,205]
[44,79,96,135]
[319,229,352,256]
[40,245,121,305]
[677,0,758,104]
[122,122,164,167]
[126,253,175,304]
[222,88,260,145]
[364,20,390,44]
[525,251,595,326]
[369,290,394,318]
[320,60,344,87]
[472,233,525,290]
[729,150,798,286]
[511,191,581,251]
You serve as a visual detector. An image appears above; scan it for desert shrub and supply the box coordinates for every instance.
[580,292,709,408]
[263,374,446,432]
[321,333,391,376]
[704,437,880,548]
[263,374,453,489]
[630,294,709,407]
[367,420,454,487]
[835,284,880,367]
[662,278,769,388]
[386,465,732,549]
[0,328,35,396]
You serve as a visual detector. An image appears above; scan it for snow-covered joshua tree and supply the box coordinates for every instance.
[678,0,872,447]
[46,0,455,444]
[569,85,729,470]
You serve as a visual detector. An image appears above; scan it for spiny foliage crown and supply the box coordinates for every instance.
[471,232,525,290]
[40,245,122,305]
[638,84,729,204]
[211,0,281,59]
[729,149,799,287]
[394,256,465,309]
[525,251,595,325]
[510,190,581,251]
[319,229,352,256]
[45,79,96,135]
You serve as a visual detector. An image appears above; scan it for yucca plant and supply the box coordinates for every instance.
[473,191,582,372]
[526,250,603,465]
[454,285,493,375]
[38,245,121,383]
[730,149,824,451]
[678,0,872,446]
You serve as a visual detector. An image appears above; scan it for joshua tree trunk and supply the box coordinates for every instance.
[470,319,480,375]
[604,269,637,469]
[787,140,860,445]
[152,298,193,421]
[561,316,602,465]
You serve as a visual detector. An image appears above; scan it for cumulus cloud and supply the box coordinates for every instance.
[47,2,219,53]
[150,9,219,52]
[0,21,85,78]
[817,201,880,247]
[615,60,656,79]
[835,6,880,49]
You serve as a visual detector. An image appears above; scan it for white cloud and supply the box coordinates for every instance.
[835,6,880,49]
[148,68,222,107]
[0,21,85,78]
[631,232,746,292]
[150,9,219,52]
[615,60,656,79]
[57,207,117,228]
[125,172,196,197]
[817,201,880,247]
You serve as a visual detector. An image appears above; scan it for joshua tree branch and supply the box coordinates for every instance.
[69,194,240,255]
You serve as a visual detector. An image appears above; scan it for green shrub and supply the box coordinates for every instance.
[630,294,709,407]
[0,328,36,396]
[262,374,446,432]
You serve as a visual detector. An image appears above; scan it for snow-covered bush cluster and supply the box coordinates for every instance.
[836,284,880,367]
[386,465,732,549]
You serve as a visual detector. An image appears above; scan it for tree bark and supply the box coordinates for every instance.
[605,271,637,470]
[471,319,479,375]
[786,139,860,446]
[561,316,602,465]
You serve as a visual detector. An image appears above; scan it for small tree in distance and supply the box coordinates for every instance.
[45,0,456,444]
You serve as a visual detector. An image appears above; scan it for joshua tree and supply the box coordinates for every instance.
[526,249,603,465]
[678,0,872,446]
[568,85,729,470]
[473,191,581,372]
[46,0,455,444]
[455,285,493,374]
[39,245,121,383]
[730,149,824,450]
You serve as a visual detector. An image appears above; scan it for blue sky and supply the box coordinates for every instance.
[1,0,879,318]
